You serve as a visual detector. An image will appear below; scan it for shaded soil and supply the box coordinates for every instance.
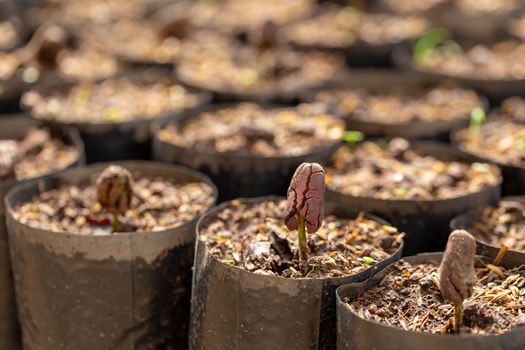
[456,99,525,168]
[314,85,481,124]
[0,52,18,80]
[174,0,314,32]
[284,6,428,48]
[177,42,344,95]
[158,102,344,157]
[57,43,117,81]
[0,127,78,181]
[23,78,201,123]
[326,138,500,200]
[13,171,215,235]
[199,199,403,278]
[467,200,525,252]
[416,41,525,80]
[349,259,525,335]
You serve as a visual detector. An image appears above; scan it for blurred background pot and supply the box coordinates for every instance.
[22,69,211,163]
[303,70,487,141]
[153,103,343,201]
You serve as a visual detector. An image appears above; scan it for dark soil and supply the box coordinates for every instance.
[199,199,404,278]
[284,6,428,48]
[313,85,481,124]
[22,78,202,123]
[326,138,500,200]
[0,127,78,181]
[349,259,525,335]
[158,102,344,157]
[466,200,525,252]
[13,171,215,234]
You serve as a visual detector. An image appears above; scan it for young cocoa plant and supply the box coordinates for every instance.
[96,165,134,232]
[284,162,325,261]
[439,229,477,334]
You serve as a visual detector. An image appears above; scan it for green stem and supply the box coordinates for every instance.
[298,215,308,261]
[454,303,462,334]
[113,213,121,233]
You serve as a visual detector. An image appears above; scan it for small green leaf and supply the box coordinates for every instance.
[394,188,407,198]
[103,107,120,122]
[381,225,398,233]
[469,107,486,130]
[239,69,258,86]
[343,130,364,145]
[471,162,489,172]
[221,259,235,265]
[413,27,451,64]
[517,138,525,150]
[360,256,378,265]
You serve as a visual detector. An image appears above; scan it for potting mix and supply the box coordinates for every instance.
[2,0,525,349]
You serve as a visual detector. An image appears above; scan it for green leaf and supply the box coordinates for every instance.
[103,107,120,122]
[239,69,258,86]
[360,256,378,265]
[343,130,364,145]
[471,162,489,172]
[469,107,486,130]
[394,188,407,198]
[517,138,525,150]
[221,259,235,265]
[413,27,451,64]
[381,225,398,233]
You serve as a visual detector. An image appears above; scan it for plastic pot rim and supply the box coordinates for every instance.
[336,251,525,340]
[195,195,405,282]
[326,139,503,204]
[5,160,218,237]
